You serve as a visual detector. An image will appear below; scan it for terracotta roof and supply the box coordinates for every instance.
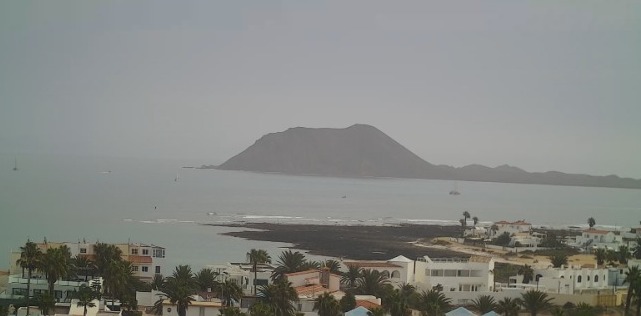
[344,262,401,268]
[583,229,611,235]
[356,300,381,309]
[294,284,331,296]
[128,255,153,264]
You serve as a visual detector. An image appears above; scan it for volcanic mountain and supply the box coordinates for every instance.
[211,124,641,189]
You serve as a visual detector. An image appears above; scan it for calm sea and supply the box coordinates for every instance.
[1,154,640,273]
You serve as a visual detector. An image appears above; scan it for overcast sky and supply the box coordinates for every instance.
[1,1,640,178]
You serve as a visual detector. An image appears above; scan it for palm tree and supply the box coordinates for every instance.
[462,211,471,226]
[520,290,553,316]
[518,264,534,284]
[17,240,43,316]
[219,280,243,306]
[247,249,271,295]
[496,297,521,316]
[624,266,640,316]
[386,284,415,316]
[594,248,606,266]
[633,238,641,259]
[35,292,56,316]
[471,295,496,314]
[271,250,307,281]
[93,243,122,276]
[248,302,274,316]
[416,289,451,316]
[104,260,134,308]
[619,245,631,264]
[162,265,197,316]
[549,254,568,268]
[341,265,361,290]
[339,291,356,312]
[606,249,618,265]
[194,268,218,292]
[313,292,341,316]
[151,274,164,291]
[357,269,389,296]
[632,237,641,259]
[257,279,298,316]
[322,260,342,274]
[41,247,71,295]
[472,216,479,227]
[74,284,100,316]
[587,217,596,229]
[73,255,94,282]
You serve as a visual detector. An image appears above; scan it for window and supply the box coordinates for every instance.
[54,290,63,299]
[594,275,599,282]
[80,248,87,254]
[444,270,457,277]
[457,270,470,277]
[13,288,27,296]
[155,266,161,274]
[153,248,165,258]
[142,266,149,272]
[142,249,149,255]
[132,266,139,272]
[587,275,590,281]
[431,270,443,277]
[131,248,138,255]
[577,276,582,283]
[391,270,401,278]
[381,271,390,278]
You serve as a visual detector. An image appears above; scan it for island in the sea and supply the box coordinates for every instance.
[202,124,641,189]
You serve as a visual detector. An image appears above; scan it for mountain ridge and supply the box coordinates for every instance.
[209,124,641,189]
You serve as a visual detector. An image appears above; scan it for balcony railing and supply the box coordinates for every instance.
[9,276,89,287]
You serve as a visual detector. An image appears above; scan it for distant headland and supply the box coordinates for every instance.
[202,124,641,189]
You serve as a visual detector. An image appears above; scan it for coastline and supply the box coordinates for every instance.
[207,222,466,260]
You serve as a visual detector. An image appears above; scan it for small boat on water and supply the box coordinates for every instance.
[13,157,18,171]
[449,182,461,195]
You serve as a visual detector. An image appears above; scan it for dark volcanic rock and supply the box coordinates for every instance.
[213,124,641,189]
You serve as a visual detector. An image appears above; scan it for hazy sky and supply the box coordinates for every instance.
[1,1,640,178]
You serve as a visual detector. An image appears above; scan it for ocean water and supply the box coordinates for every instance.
[1,154,640,273]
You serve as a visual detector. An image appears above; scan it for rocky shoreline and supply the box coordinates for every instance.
[208,223,466,260]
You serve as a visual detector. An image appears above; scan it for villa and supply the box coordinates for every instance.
[344,254,495,292]
[509,266,610,294]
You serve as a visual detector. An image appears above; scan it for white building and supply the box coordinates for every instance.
[491,220,532,237]
[162,297,223,316]
[415,255,495,292]
[509,266,610,294]
[344,254,495,293]
[572,229,623,250]
[10,241,166,281]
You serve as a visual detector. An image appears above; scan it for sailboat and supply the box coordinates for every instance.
[13,157,18,171]
[449,182,460,195]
